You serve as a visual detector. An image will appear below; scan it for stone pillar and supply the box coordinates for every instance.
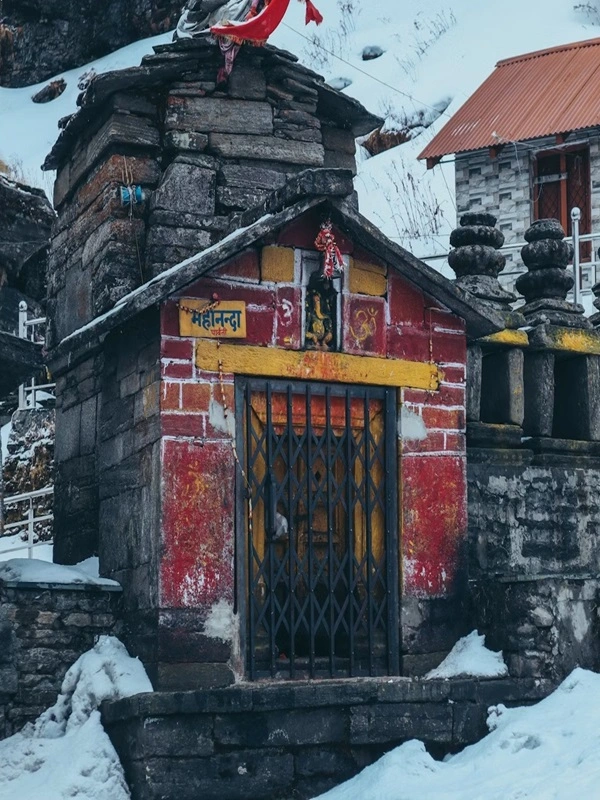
[516,218,588,329]
[449,211,524,327]
[518,219,600,443]
[523,352,554,438]
[449,213,525,442]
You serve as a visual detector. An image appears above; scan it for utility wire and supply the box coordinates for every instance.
[281,22,454,122]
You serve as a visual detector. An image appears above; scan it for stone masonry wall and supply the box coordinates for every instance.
[103,675,551,800]
[468,459,600,682]
[46,39,363,350]
[53,349,103,564]
[97,309,162,681]
[0,582,122,738]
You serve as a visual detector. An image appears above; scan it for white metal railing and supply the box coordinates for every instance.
[18,301,55,410]
[0,486,54,559]
[422,207,598,310]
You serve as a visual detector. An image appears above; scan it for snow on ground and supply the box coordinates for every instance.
[316,667,600,800]
[0,636,152,800]
[0,556,119,585]
[425,630,508,679]
[1,2,598,255]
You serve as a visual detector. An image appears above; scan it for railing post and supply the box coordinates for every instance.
[572,207,581,307]
[27,498,34,559]
[18,301,28,410]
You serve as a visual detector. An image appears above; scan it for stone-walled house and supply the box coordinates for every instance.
[419,37,600,299]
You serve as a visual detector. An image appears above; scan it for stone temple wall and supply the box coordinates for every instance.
[468,459,600,682]
[45,37,369,351]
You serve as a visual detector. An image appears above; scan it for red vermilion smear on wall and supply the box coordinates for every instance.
[402,455,467,597]
[160,438,235,609]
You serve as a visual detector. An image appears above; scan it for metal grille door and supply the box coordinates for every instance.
[236,378,399,680]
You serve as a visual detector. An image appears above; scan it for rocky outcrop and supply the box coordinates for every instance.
[0,0,182,87]
[0,176,54,330]
[2,407,54,541]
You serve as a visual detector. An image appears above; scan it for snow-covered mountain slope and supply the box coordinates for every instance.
[0,0,598,255]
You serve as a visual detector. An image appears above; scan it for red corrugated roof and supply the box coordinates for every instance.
[418,37,600,163]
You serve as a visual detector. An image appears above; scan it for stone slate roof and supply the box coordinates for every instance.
[44,36,383,172]
[51,168,503,360]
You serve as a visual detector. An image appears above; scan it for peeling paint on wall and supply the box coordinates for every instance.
[204,598,235,643]
[209,397,235,438]
[399,406,428,441]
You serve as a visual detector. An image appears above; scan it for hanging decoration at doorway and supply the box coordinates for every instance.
[314,220,344,279]
[208,0,323,83]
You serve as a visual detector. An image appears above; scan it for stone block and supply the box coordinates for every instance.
[127,751,295,800]
[155,662,235,691]
[140,716,215,758]
[294,747,357,778]
[348,256,387,296]
[209,134,324,166]
[228,65,267,100]
[350,702,453,745]
[166,97,273,135]
[523,351,554,437]
[164,130,209,153]
[466,344,482,422]
[321,126,356,154]
[219,164,287,191]
[214,708,347,748]
[151,162,216,216]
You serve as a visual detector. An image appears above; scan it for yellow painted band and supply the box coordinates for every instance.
[480,329,529,347]
[195,340,442,390]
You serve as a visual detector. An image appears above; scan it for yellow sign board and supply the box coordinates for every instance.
[179,299,247,339]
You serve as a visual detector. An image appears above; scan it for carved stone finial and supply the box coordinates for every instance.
[516,218,590,328]
[448,211,524,328]
[590,280,600,328]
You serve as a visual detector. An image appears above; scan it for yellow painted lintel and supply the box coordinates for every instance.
[480,329,529,348]
[550,327,600,356]
[195,340,442,391]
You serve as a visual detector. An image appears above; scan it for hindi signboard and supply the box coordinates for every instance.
[179,299,247,339]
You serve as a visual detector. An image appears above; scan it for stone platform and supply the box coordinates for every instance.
[103,676,552,800]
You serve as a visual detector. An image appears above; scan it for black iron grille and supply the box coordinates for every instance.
[236,378,399,680]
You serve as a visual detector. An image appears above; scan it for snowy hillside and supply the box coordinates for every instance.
[0,1,599,253]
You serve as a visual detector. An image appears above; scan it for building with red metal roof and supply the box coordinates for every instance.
[419,37,600,297]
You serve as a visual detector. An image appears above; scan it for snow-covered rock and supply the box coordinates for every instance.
[316,667,600,800]
[0,636,152,800]
[425,630,508,680]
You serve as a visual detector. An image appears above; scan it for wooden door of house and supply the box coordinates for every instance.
[236,378,399,679]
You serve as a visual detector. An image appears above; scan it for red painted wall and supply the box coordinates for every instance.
[158,216,467,622]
